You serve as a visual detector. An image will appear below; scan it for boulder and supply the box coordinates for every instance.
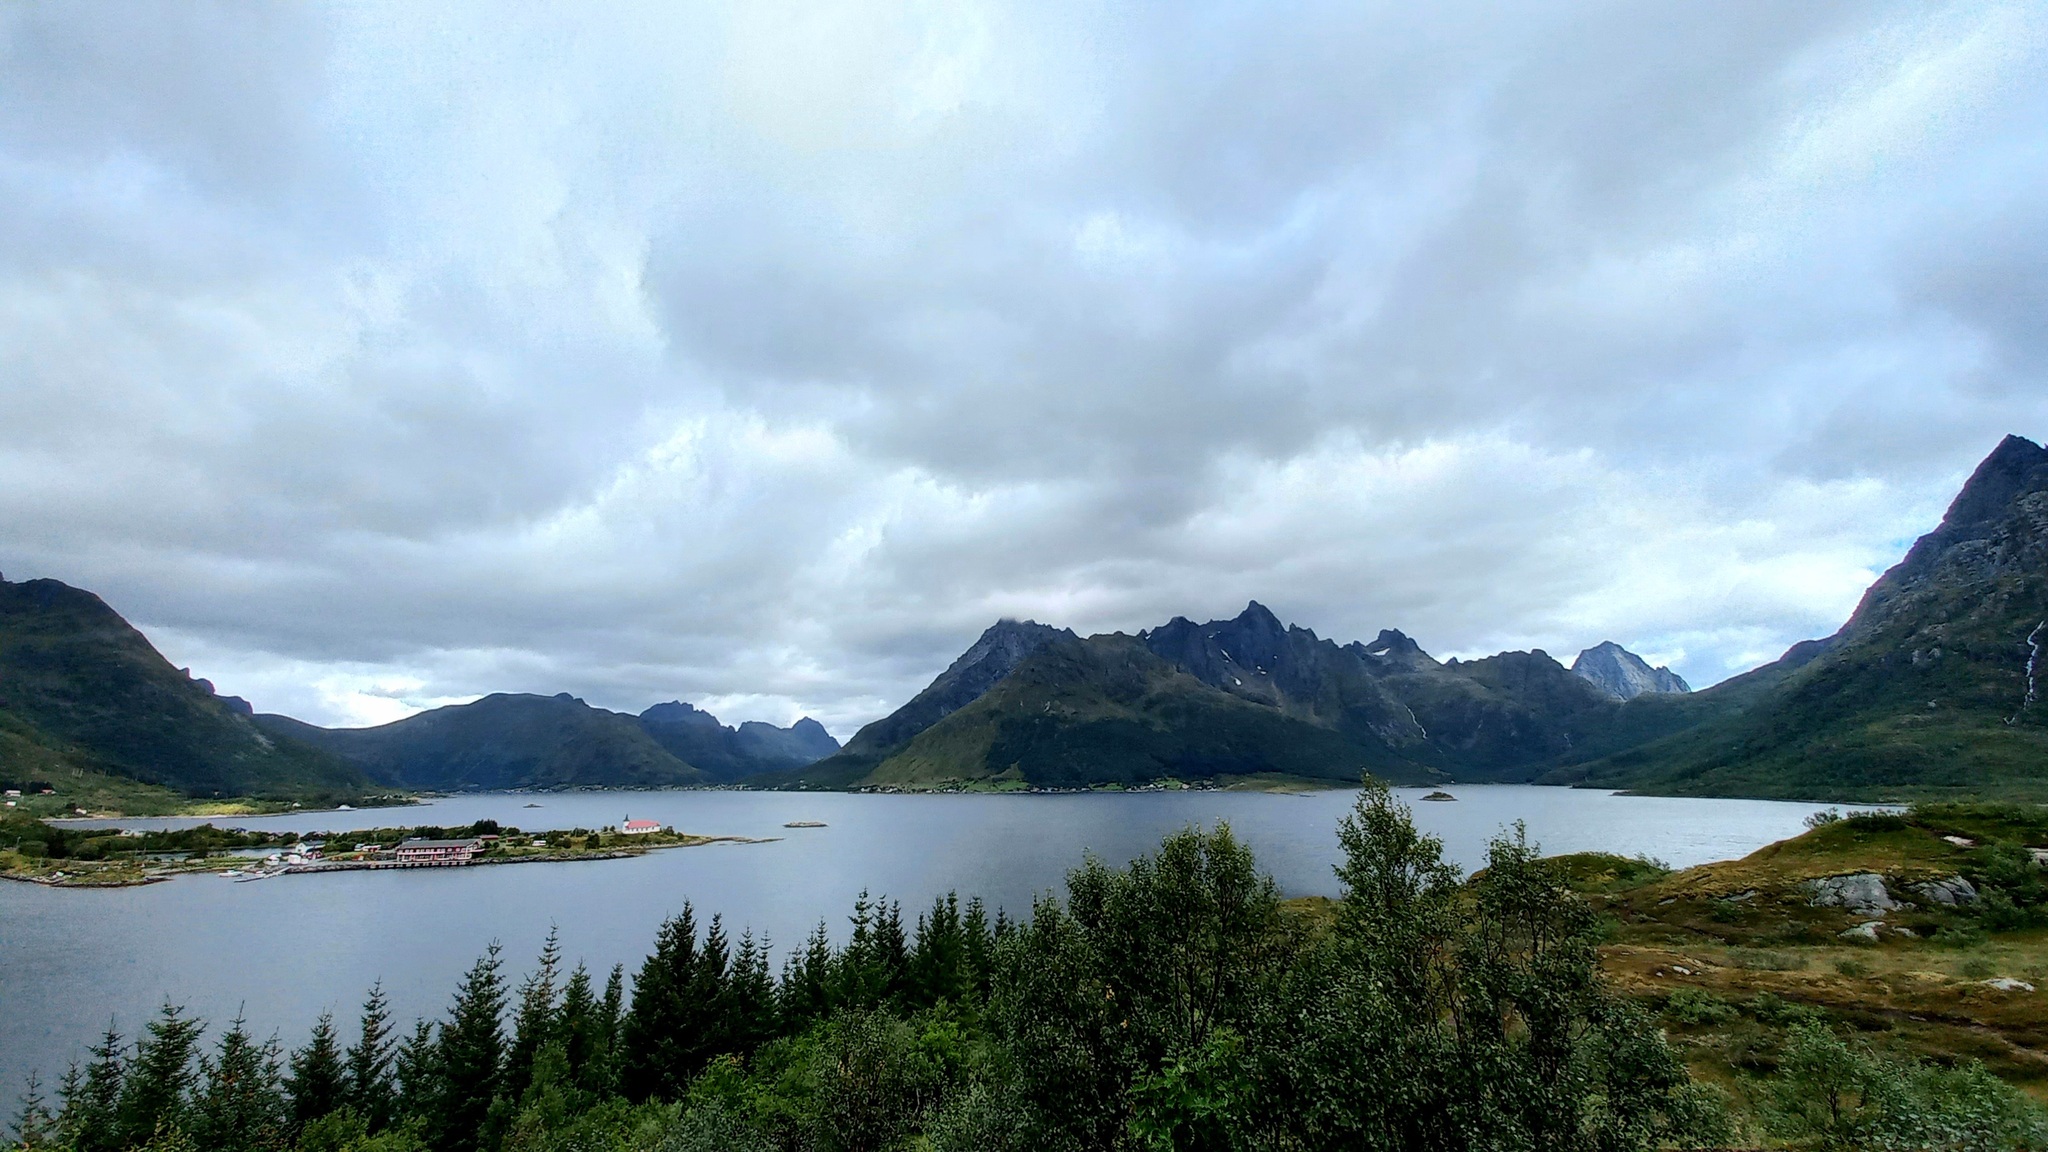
[1912,875,1979,907]
[1982,978,2036,993]
[1839,921,1883,942]
[1804,873,1898,916]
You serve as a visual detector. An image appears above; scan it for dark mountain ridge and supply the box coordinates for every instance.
[0,576,370,803]
[260,695,840,791]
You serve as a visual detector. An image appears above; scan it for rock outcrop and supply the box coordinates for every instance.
[1571,641,1691,700]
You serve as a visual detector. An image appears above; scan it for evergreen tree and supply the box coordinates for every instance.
[589,963,626,1097]
[911,893,970,1007]
[284,1012,347,1133]
[118,1002,204,1147]
[392,1020,439,1126]
[344,983,396,1131]
[190,1017,286,1152]
[503,928,561,1104]
[873,899,911,1006]
[961,897,995,999]
[779,920,836,1026]
[620,904,706,1101]
[57,1039,126,1152]
[556,963,599,1090]
[433,943,508,1152]
[726,929,778,1056]
[12,1071,57,1150]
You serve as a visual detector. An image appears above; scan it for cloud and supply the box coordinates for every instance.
[1,1,2043,731]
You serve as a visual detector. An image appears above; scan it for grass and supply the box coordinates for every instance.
[1574,804,2048,1102]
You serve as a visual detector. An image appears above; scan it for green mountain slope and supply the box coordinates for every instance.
[258,693,712,792]
[1571,435,2048,801]
[0,577,372,804]
[849,633,1437,788]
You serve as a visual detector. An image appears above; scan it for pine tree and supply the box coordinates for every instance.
[344,983,395,1131]
[57,1044,124,1152]
[779,920,836,1026]
[873,899,911,1006]
[392,1020,439,1126]
[620,904,703,1101]
[12,1071,57,1150]
[727,930,777,1055]
[118,1002,204,1147]
[557,963,598,1087]
[962,896,995,999]
[911,892,970,1007]
[284,1012,347,1132]
[503,928,562,1103]
[592,963,625,1097]
[433,943,508,1152]
[836,891,879,1007]
[190,1016,286,1152]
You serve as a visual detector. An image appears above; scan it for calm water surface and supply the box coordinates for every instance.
[1,786,1830,1097]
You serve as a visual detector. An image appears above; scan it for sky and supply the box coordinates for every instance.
[2,2,2045,735]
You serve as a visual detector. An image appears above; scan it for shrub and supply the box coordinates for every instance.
[1834,958,1871,978]
[1806,809,1842,830]
[1765,1022,2048,1151]
[1664,988,1736,1026]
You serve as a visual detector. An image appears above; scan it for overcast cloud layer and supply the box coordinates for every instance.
[3,2,2045,733]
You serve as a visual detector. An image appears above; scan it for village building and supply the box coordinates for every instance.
[620,819,662,836]
[393,837,483,865]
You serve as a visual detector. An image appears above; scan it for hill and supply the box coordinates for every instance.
[0,576,374,809]
[1571,434,2048,801]
[260,695,838,791]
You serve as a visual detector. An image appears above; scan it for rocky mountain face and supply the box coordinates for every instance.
[637,700,840,782]
[264,695,840,791]
[0,576,369,802]
[1575,435,2048,800]
[1572,642,1691,700]
[802,603,1640,789]
[832,619,1077,764]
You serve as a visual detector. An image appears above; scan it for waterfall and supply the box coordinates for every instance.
[2009,620,2045,725]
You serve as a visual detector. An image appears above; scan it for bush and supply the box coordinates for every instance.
[1806,809,1842,830]
[1765,1022,2048,1151]
[1663,988,1736,1026]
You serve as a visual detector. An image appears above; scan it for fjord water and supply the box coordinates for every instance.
[1,787,1830,1098]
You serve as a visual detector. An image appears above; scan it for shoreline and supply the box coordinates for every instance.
[0,834,779,889]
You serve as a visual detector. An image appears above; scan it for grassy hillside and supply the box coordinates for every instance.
[1559,804,2048,1104]
[1570,437,2048,802]
[0,578,376,808]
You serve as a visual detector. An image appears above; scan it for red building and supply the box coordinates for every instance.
[393,837,481,865]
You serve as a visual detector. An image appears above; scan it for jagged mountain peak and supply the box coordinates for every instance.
[1571,642,1691,700]
[1352,628,1437,669]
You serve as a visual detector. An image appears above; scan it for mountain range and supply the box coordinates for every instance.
[254,696,838,792]
[5,434,2044,806]
[789,435,2048,800]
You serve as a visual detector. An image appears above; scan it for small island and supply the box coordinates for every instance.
[1421,790,1458,801]
[783,820,828,828]
[0,814,769,888]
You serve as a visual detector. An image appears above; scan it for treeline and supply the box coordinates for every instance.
[0,815,292,862]
[11,785,2035,1152]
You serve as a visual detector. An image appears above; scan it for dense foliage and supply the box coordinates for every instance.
[13,786,2034,1152]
